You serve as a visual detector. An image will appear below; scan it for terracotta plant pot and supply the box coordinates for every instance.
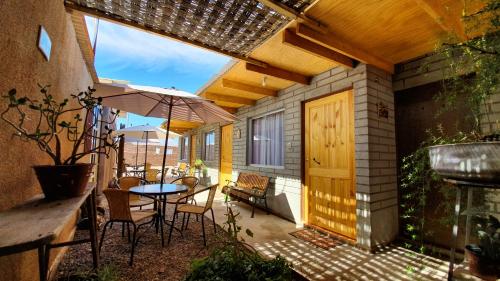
[465,245,500,281]
[428,142,500,183]
[33,163,93,200]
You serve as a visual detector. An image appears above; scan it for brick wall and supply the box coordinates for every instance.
[124,143,178,167]
[186,63,399,250]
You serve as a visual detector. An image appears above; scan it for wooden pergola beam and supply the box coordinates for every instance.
[222,79,277,97]
[64,3,268,67]
[245,63,311,85]
[205,92,256,106]
[220,106,238,114]
[282,29,354,68]
[296,23,394,74]
[413,0,467,40]
[256,0,326,32]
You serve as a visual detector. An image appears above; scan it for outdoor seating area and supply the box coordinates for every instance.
[1,0,499,281]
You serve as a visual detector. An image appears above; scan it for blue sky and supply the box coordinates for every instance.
[85,17,230,129]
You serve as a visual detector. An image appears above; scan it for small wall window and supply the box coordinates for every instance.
[204,131,215,161]
[180,137,189,160]
[250,111,284,167]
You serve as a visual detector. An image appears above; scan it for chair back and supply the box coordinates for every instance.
[145,169,160,182]
[178,162,187,172]
[204,184,218,211]
[171,176,199,195]
[118,176,143,201]
[103,189,132,221]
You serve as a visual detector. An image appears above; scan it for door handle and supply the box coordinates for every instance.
[313,158,320,165]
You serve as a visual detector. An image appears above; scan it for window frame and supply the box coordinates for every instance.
[180,136,189,161]
[248,109,285,169]
[203,130,215,161]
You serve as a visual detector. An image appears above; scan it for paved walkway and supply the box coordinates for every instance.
[192,188,481,281]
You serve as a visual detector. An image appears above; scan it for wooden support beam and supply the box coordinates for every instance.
[296,23,394,74]
[256,0,326,32]
[65,3,268,67]
[282,29,354,68]
[245,63,311,85]
[413,0,467,41]
[205,93,256,106]
[222,79,277,97]
[220,106,238,114]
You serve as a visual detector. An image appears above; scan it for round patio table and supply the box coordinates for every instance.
[129,183,188,246]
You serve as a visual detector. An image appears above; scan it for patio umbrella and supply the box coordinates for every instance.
[116,125,170,171]
[95,83,236,185]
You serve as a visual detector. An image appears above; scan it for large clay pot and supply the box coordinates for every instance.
[428,142,500,183]
[465,245,499,281]
[33,163,93,199]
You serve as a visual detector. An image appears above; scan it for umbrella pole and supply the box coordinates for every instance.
[160,96,174,186]
[135,140,139,168]
[144,131,149,180]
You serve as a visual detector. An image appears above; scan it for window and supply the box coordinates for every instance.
[250,111,284,167]
[180,137,189,160]
[204,131,215,161]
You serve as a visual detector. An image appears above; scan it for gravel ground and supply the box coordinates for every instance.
[56,205,227,281]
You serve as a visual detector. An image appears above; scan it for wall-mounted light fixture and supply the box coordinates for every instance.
[37,26,52,61]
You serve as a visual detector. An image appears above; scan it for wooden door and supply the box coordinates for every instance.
[304,90,356,240]
[190,135,197,166]
[219,124,233,187]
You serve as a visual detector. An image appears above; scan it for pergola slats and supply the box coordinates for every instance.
[64,0,302,57]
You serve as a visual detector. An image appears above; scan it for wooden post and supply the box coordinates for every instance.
[117,135,125,178]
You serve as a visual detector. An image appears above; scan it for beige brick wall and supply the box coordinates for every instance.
[186,63,399,250]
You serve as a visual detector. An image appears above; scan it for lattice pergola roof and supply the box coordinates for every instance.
[65,0,311,57]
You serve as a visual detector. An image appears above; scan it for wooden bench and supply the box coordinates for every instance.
[222,172,270,218]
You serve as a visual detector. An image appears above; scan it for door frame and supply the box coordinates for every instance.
[219,124,233,187]
[300,86,355,236]
[189,134,197,166]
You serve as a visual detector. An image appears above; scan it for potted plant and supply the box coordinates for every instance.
[1,85,119,199]
[465,215,500,280]
[428,1,500,183]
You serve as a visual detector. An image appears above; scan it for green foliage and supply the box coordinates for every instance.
[184,205,292,281]
[400,128,474,272]
[184,245,292,281]
[194,159,205,169]
[433,0,500,131]
[475,215,500,261]
[1,85,119,165]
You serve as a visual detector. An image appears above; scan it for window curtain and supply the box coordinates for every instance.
[205,131,215,161]
[252,111,284,166]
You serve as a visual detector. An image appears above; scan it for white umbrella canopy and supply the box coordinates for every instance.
[116,125,170,140]
[95,83,235,123]
[95,82,236,184]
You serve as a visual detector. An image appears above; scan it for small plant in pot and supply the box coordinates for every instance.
[1,85,119,199]
[465,215,500,280]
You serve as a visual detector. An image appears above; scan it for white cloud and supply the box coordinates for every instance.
[85,17,230,73]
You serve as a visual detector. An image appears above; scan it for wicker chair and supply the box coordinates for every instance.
[100,189,159,265]
[168,184,218,246]
[171,162,188,178]
[167,176,199,204]
[118,176,154,209]
[145,168,160,183]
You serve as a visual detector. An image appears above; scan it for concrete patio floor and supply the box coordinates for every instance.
[192,188,482,281]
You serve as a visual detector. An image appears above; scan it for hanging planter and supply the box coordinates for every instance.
[428,141,500,183]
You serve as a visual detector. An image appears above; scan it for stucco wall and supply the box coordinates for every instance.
[186,63,399,250]
[0,0,93,280]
